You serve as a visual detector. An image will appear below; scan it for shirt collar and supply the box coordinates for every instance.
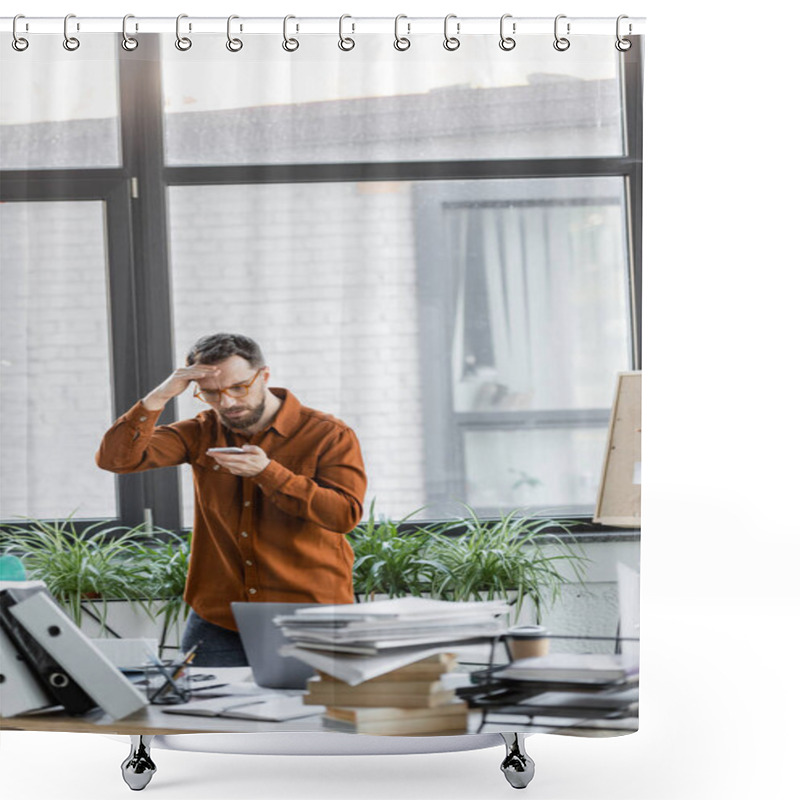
[265,387,301,437]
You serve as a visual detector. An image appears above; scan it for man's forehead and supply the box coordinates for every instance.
[195,356,254,386]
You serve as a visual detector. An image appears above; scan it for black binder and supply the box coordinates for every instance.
[0,585,96,715]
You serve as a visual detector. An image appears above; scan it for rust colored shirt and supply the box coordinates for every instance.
[96,388,367,630]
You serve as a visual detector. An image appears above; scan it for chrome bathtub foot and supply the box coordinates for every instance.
[500,733,535,789]
[122,735,156,791]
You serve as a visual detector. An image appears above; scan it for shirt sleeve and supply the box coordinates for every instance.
[95,401,192,473]
[252,426,367,534]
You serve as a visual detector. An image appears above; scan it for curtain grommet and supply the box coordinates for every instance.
[443,14,460,51]
[63,13,80,51]
[615,15,632,52]
[282,15,299,52]
[226,15,243,52]
[338,14,355,51]
[175,14,192,51]
[121,14,139,51]
[499,14,516,51]
[12,14,29,51]
[553,14,570,51]
[394,15,411,51]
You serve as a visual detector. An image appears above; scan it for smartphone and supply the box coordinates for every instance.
[207,447,246,454]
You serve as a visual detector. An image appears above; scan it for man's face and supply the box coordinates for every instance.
[194,355,269,432]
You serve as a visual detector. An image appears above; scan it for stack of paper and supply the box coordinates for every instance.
[494,653,639,684]
[277,597,510,686]
[276,597,509,651]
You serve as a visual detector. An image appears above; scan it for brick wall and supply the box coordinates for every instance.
[0,201,116,519]
[170,181,426,523]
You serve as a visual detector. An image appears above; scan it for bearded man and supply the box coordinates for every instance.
[96,333,366,665]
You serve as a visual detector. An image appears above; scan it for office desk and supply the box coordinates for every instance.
[0,666,485,736]
[0,667,333,735]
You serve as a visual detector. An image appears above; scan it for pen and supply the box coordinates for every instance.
[149,641,204,701]
[172,651,197,681]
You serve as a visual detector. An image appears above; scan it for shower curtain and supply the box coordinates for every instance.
[0,13,643,740]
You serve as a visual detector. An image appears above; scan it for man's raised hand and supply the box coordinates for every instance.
[142,365,221,411]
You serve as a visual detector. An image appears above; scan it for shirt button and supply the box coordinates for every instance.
[213,464,220,471]
[138,416,147,422]
[245,559,253,566]
[249,588,257,595]
[244,501,251,507]
[240,531,248,538]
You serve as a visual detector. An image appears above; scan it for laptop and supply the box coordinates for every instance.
[231,602,317,689]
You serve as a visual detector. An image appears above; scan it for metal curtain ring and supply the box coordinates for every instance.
[499,13,516,51]
[63,13,80,51]
[282,15,299,51]
[12,14,29,51]
[615,15,632,52]
[338,14,355,51]
[394,14,410,51]
[443,13,460,51]
[121,14,139,51]
[553,14,570,51]
[176,14,192,51]
[226,15,243,52]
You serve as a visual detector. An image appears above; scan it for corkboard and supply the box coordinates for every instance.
[593,371,641,528]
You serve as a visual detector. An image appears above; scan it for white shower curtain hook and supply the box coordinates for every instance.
[615,15,632,52]
[226,15,243,52]
[394,14,411,51]
[499,13,516,51]
[282,15,299,51]
[443,14,460,51]
[176,14,192,51]
[12,14,29,52]
[121,15,139,51]
[553,14,570,52]
[63,13,80,51]
[338,14,355,51]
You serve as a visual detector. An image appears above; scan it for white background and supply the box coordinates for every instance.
[2,1,799,798]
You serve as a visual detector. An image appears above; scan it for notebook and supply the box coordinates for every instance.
[231,602,317,689]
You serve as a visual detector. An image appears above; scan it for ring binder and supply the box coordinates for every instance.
[0,585,95,715]
[9,591,148,720]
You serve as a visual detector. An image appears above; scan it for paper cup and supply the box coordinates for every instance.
[506,625,549,659]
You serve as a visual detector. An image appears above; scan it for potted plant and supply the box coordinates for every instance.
[347,502,588,622]
[347,501,449,600]
[0,517,191,649]
[425,506,587,622]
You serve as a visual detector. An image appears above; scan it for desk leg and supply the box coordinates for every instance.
[121,735,157,791]
[500,733,535,789]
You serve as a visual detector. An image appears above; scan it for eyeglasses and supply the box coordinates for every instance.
[193,369,263,404]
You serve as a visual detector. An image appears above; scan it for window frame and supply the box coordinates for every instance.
[0,34,643,532]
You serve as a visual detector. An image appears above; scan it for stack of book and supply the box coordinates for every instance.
[306,653,470,735]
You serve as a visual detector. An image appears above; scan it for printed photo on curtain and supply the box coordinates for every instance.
[0,13,644,790]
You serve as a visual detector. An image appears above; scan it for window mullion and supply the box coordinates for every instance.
[117,35,181,533]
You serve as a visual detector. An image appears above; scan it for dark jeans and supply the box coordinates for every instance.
[180,609,249,667]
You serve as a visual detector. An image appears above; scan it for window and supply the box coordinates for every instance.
[0,33,642,529]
